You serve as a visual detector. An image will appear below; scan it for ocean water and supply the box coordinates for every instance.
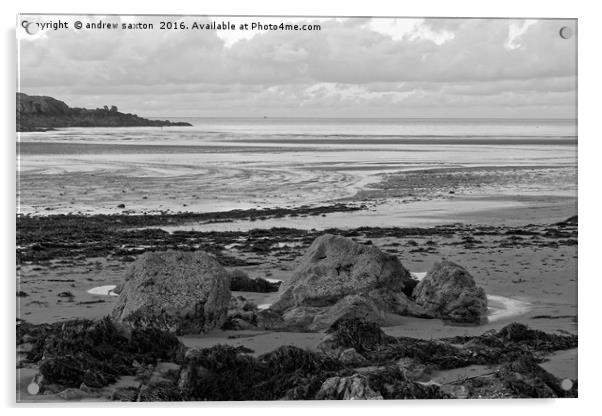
[17,118,577,219]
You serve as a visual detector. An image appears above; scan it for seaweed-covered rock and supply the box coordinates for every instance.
[318,318,395,356]
[445,322,578,364]
[255,309,287,330]
[270,234,422,330]
[111,250,231,334]
[365,366,450,399]
[178,345,260,400]
[178,344,343,401]
[222,296,259,330]
[413,260,487,324]
[339,348,368,366]
[454,354,578,398]
[280,295,386,331]
[316,374,383,400]
[395,358,432,381]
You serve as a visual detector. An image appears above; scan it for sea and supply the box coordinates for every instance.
[17,117,577,228]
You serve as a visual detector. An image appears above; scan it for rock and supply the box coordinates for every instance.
[103,375,142,401]
[57,291,74,298]
[338,348,368,366]
[106,386,139,402]
[272,234,415,311]
[395,358,431,381]
[111,250,231,334]
[57,387,90,400]
[222,296,258,330]
[269,234,422,330]
[364,366,451,399]
[315,374,383,400]
[317,318,395,356]
[148,362,181,386]
[441,384,470,399]
[555,215,577,226]
[281,295,388,332]
[79,383,95,394]
[256,309,287,330]
[456,354,577,398]
[412,260,487,324]
[17,342,33,353]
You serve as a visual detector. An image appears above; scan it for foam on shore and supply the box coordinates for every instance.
[410,271,427,280]
[486,295,531,322]
[87,285,119,296]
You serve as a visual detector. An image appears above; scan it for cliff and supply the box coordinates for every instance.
[16,93,192,131]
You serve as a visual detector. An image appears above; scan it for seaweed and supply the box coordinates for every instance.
[324,318,396,354]
[229,269,280,292]
[365,366,450,399]
[20,317,184,388]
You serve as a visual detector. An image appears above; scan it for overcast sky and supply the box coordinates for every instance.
[18,16,577,118]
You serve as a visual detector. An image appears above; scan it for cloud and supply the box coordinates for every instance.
[18,15,577,117]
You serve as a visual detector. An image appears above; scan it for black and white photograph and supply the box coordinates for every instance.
[15,12,578,402]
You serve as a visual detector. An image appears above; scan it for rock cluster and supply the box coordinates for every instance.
[109,235,488,334]
[267,234,488,329]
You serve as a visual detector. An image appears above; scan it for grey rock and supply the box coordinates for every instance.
[339,348,368,366]
[396,357,431,381]
[272,234,414,312]
[269,234,424,330]
[256,309,287,330]
[57,387,90,400]
[413,260,488,324]
[111,250,231,334]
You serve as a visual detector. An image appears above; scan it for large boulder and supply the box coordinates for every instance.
[412,260,487,324]
[272,234,415,311]
[268,234,424,330]
[111,250,231,334]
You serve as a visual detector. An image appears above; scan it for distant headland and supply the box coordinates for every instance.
[16,93,192,132]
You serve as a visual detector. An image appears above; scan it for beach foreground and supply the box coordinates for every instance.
[16,207,577,401]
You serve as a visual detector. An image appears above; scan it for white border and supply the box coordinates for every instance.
[3,0,598,414]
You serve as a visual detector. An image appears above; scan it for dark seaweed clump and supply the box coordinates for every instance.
[455,353,578,398]
[180,345,344,401]
[323,318,577,369]
[325,317,396,354]
[18,317,184,388]
[17,317,577,400]
[229,270,281,293]
[365,366,450,399]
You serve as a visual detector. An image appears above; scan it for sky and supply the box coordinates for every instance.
[18,15,577,118]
